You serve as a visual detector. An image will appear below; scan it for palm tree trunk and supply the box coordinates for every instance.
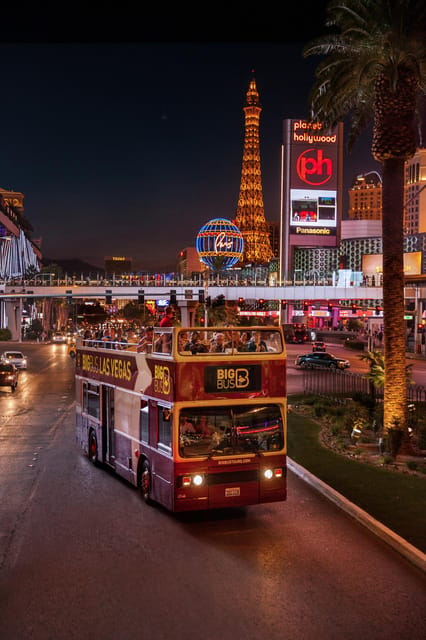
[381,158,409,445]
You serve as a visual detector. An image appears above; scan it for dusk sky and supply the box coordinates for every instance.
[0,6,380,272]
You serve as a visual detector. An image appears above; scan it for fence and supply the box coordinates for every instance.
[302,369,426,405]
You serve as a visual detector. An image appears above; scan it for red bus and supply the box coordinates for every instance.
[75,326,287,512]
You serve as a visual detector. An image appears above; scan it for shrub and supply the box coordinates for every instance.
[0,328,11,341]
[417,426,426,450]
[351,392,376,411]
[406,460,418,471]
[345,339,365,351]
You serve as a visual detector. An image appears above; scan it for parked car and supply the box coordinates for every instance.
[295,352,350,370]
[1,350,28,370]
[52,332,67,343]
[0,362,18,391]
[312,341,326,352]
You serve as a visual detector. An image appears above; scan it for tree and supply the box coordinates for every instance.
[303,0,425,440]
[359,350,413,389]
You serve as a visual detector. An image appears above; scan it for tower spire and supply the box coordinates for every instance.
[235,76,273,265]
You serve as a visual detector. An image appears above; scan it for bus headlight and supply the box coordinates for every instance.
[181,474,205,487]
[264,468,283,480]
[192,474,204,486]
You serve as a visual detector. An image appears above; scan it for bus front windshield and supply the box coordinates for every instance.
[179,405,284,458]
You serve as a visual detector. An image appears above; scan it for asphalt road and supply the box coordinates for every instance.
[0,343,425,640]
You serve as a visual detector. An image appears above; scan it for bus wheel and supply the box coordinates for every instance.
[140,460,153,505]
[89,431,99,466]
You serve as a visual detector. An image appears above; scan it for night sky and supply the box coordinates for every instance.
[0,5,380,272]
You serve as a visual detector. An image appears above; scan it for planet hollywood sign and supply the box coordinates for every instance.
[283,118,342,244]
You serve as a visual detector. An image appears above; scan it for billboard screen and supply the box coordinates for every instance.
[290,188,337,236]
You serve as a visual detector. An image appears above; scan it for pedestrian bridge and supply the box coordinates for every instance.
[0,281,386,303]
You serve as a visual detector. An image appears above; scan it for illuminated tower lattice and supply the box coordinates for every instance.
[235,77,273,265]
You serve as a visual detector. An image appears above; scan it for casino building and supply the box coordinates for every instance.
[0,188,42,280]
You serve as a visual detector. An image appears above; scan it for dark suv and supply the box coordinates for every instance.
[295,352,350,370]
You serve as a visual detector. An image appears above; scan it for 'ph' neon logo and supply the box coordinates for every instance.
[296,149,333,185]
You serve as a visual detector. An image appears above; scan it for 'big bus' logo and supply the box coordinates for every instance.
[296,149,333,186]
[204,365,261,394]
[154,364,171,395]
[216,367,250,390]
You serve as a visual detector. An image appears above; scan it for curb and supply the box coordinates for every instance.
[288,457,426,574]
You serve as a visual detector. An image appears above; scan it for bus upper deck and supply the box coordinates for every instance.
[75,326,286,401]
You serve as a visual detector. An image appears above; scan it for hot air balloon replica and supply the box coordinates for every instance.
[196,218,244,273]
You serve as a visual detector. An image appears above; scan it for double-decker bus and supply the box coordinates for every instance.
[75,326,287,512]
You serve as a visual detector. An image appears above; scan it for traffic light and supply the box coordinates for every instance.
[281,300,287,310]
[303,301,309,312]
[206,296,211,307]
[375,305,381,315]
[327,302,333,313]
[198,289,205,303]
[170,289,177,304]
[258,298,265,309]
[66,290,72,305]
[351,303,357,314]
[105,290,112,305]
[418,323,424,333]
[138,289,145,305]
[199,316,205,326]
[238,297,245,306]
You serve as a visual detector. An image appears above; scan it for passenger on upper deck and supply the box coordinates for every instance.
[247,331,267,352]
[183,331,208,355]
[137,327,153,353]
[209,332,226,353]
[154,332,172,354]
[238,331,251,352]
[159,306,175,327]
[178,331,189,353]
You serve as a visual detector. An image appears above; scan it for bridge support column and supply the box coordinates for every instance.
[0,298,22,340]
[178,300,194,327]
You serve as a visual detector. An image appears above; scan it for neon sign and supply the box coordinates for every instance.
[296,149,333,186]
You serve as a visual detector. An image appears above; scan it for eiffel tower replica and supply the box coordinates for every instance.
[235,76,273,265]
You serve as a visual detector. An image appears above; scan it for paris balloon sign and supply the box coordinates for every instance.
[196,218,244,271]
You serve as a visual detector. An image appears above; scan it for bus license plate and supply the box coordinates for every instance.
[225,487,240,497]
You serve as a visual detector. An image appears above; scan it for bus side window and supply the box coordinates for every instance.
[83,382,100,420]
[140,404,149,443]
[158,407,172,449]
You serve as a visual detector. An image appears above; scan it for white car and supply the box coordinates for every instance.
[52,332,67,343]
[1,351,28,370]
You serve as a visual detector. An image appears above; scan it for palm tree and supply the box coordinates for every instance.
[359,350,413,389]
[303,0,425,443]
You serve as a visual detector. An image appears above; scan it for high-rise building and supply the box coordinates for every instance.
[104,256,132,276]
[404,147,426,234]
[177,247,205,278]
[348,171,382,220]
[235,77,273,265]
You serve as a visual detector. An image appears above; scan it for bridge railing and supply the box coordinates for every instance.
[0,273,385,288]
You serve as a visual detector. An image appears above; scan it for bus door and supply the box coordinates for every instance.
[101,385,115,465]
[148,399,174,509]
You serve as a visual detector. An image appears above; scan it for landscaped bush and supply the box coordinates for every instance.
[0,328,11,341]
[417,425,426,450]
